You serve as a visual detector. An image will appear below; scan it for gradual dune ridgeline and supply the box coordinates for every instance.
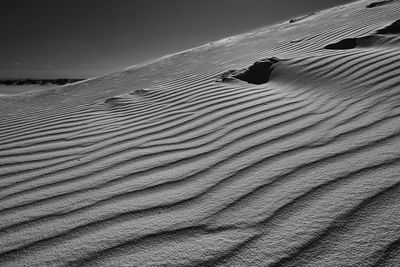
[1,0,400,266]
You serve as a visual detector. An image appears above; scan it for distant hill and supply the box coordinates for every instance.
[0,78,85,86]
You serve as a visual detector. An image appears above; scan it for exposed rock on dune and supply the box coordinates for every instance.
[325,19,400,50]
[217,57,279,84]
[289,12,317,24]
[366,0,395,8]
[1,0,400,266]
[376,19,400,34]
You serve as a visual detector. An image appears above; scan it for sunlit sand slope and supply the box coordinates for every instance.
[1,0,400,266]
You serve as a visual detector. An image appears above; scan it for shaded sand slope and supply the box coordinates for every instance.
[1,0,400,266]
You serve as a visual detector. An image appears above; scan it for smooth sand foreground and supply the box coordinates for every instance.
[0,0,400,266]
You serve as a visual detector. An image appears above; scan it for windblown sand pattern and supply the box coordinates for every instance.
[1,0,400,266]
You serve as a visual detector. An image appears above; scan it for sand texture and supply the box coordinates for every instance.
[1,0,400,266]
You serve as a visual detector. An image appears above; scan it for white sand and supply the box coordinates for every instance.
[0,0,400,266]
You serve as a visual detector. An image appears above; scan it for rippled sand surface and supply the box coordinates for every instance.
[1,0,400,266]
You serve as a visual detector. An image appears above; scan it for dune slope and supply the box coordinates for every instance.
[1,0,400,266]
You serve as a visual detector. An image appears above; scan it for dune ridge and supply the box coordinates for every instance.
[1,0,400,266]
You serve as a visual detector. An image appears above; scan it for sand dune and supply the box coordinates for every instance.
[1,0,400,266]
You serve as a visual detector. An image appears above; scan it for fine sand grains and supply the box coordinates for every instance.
[1,0,400,266]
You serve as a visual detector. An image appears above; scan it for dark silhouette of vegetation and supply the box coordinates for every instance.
[0,79,85,86]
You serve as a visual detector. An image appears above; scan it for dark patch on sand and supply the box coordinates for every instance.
[217,58,280,85]
[375,19,400,34]
[289,12,317,24]
[324,22,400,50]
[325,38,357,50]
[366,0,394,8]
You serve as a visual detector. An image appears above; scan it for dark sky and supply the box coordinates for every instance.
[1,0,354,79]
